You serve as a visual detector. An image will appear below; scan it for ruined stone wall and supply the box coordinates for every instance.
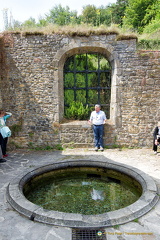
[116,50,160,147]
[0,33,159,148]
[0,33,62,147]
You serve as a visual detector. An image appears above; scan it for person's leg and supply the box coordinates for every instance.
[0,134,6,161]
[98,125,104,149]
[93,125,99,149]
[97,127,101,149]
[3,137,8,155]
[0,146,6,162]
[0,134,7,155]
[153,138,157,152]
[0,144,3,158]
[157,138,160,152]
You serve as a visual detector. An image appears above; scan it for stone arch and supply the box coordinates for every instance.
[53,41,121,127]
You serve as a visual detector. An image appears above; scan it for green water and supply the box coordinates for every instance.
[24,167,141,215]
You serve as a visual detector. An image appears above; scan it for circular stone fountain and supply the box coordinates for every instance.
[6,159,159,228]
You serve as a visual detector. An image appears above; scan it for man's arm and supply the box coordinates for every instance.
[103,112,107,124]
[88,112,93,124]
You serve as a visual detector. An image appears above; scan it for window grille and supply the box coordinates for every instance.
[64,53,111,117]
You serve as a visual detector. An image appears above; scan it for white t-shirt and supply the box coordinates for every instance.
[0,117,5,128]
[89,110,106,125]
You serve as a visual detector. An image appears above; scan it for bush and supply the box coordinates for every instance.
[137,39,160,50]
[65,101,91,120]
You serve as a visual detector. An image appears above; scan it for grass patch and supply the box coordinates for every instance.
[10,117,23,137]
[133,218,139,223]
[113,225,120,229]
[28,143,63,151]
[116,33,138,41]
[137,39,160,50]
[104,144,122,150]
[8,141,23,150]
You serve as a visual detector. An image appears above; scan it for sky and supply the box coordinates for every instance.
[0,0,117,31]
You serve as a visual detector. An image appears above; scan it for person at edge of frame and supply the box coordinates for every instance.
[88,104,107,152]
[153,121,160,155]
[0,110,12,162]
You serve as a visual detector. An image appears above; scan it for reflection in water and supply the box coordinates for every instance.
[91,188,104,201]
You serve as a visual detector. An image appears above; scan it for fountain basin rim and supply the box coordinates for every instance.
[6,159,159,228]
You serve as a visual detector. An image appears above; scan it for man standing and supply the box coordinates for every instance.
[89,104,106,151]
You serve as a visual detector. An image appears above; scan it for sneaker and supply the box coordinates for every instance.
[154,151,157,155]
[3,154,8,158]
[0,158,7,163]
[95,147,98,151]
[100,147,104,152]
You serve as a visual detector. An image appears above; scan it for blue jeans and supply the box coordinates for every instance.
[93,125,104,148]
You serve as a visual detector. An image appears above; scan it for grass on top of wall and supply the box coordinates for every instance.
[0,24,138,40]
[1,24,160,49]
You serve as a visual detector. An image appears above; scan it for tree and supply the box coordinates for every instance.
[22,17,36,27]
[46,4,78,26]
[142,0,160,25]
[123,0,157,32]
[110,0,128,26]
[12,20,22,29]
[98,6,112,26]
[142,0,160,35]
[81,5,97,25]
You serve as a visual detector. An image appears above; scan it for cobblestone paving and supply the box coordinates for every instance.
[0,148,160,240]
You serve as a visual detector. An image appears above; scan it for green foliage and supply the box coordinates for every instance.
[8,141,22,149]
[46,4,78,26]
[10,117,23,137]
[133,218,139,223]
[142,8,160,37]
[28,143,63,151]
[123,0,158,33]
[26,171,140,215]
[10,124,22,136]
[81,5,97,25]
[3,0,160,40]
[41,0,159,37]
[113,225,120,229]
[22,17,36,27]
[142,0,160,26]
[109,0,129,26]
[55,144,64,150]
[5,2,129,29]
[80,2,128,26]
[28,132,34,138]
[143,20,160,35]
[64,53,111,119]
[138,39,160,50]
[65,101,91,120]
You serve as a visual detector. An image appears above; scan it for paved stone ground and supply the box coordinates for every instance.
[0,148,160,240]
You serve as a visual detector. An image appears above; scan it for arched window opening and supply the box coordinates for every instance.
[64,53,111,119]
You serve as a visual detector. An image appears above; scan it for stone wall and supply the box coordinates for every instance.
[0,33,159,148]
[116,50,160,147]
